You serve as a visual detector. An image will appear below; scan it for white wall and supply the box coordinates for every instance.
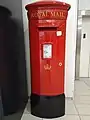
[65,0,77,97]
[22,0,31,96]
[79,0,90,10]
[80,17,90,77]
[22,0,77,98]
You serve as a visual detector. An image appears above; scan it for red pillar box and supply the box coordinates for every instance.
[25,1,70,118]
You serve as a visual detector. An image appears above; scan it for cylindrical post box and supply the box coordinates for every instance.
[25,1,70,118]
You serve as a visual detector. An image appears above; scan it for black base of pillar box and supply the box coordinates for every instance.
[30,93,65,118]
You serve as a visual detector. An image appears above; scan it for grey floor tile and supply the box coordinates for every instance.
[43,117,60,120]
[23,102,31,114]
[74,95,90,105]
[80,116,90,120]
[60,115,80,120]
[21,114,42,120]
[75,104,90,115]
[65,99,78,115]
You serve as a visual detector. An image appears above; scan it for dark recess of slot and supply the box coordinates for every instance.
[38,27,57,31]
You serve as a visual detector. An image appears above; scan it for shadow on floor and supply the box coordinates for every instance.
[3,100,28,120]
[4,111,23,120]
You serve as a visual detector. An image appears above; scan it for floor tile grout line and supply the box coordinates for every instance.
[78,115,81,120]
[73,100,79,115]
[72,103,90,105]
[73,100,81,120]
[74,95,90,97]
[73,99,90,105]
[66,114,79,115]
[74,94,90,96]
[83,80,90,88]
[77,114,90,116]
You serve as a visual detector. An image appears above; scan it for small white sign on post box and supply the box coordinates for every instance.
[43,44,52,59]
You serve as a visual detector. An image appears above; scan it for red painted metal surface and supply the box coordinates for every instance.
[26,1,70,96]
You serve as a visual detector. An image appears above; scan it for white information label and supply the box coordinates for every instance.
[43,44,52,59]
[57,31,62,36]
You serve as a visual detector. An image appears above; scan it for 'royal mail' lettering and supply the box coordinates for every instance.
[31,11,66,19]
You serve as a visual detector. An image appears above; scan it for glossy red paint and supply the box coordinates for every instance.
[26,1,70,96]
